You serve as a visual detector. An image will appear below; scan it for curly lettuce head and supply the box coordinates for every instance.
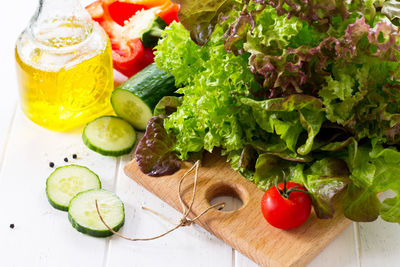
[155,22,260,159]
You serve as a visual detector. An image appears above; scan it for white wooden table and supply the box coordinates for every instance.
[1,1,399,266]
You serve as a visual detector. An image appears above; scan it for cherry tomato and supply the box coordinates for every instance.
[261,182,312,229]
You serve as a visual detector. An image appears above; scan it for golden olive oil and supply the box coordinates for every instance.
[15,18,114,131]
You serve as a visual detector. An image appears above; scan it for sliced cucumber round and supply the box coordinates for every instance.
[68,189,125,237]
[82,116,136,156]
[46,165,101,211]
[111,90,153,131]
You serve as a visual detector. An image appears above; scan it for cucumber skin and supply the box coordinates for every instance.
[47,194,69,211]
[82,116,136,157]
[68,212,124,238]
[141,17,168,48]
[46,165,101,212]
[111,63,177,112]
[68,189,125,238]
[83,133,135,157]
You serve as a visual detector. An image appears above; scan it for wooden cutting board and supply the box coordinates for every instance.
[124,152,351,267]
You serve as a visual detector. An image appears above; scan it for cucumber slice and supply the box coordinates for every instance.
[68,189,125,237]
[83,116,136,156]
[111,90,153,131]
[111,63,177,130]
[46,165,101,211]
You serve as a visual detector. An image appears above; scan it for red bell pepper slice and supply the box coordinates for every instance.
[86,0,179,78]
[111,39,154,77]
[152,1,179,24]
[107,2,147,26]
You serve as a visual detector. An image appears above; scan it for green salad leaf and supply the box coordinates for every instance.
[241,95,324,155]
[297,158,350,219]
[153,96,183,117]
[341,143,400,222]
[253,154,287,191]
[155,22,260,160]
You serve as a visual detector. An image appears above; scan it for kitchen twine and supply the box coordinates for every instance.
[95,160,225,241]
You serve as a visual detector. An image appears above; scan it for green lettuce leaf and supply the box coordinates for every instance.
[237,145,258,171]
[341,142,400,222]
[381,196,400,223]
[253,153,303,191]
[241,95,325,155]
[153,96,183,116]
[155,22,260,160]
[227,149,256,181]
[299,158,350,219]
[342,183,381,222]
[319,137,357,152]
[155,22,209,86]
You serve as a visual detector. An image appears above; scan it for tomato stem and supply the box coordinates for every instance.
[275,175,309,199]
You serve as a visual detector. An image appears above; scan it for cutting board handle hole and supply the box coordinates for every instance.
[206,182,248,212]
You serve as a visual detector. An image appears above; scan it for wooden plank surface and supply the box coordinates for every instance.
[124,152,352,267]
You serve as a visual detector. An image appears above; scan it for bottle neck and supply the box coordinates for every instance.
[28,0,93,49]
[31,0,90,24]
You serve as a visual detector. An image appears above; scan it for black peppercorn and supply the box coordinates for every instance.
[72,154,77,159]
[49,162,55,168]
[64,158,68,162]
[9,224,14,229]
